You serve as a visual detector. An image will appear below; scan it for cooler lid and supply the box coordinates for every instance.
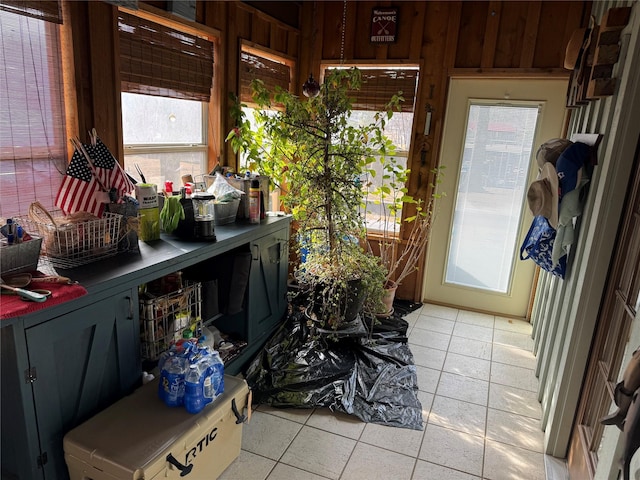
[63,375,248,479]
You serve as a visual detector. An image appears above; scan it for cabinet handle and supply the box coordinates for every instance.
[125,296,134,320]
[252,244,259,261]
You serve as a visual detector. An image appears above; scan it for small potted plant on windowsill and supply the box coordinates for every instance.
[227,67,402,329]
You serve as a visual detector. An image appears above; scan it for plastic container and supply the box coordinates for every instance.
[158,356,187,407]
[213,198,240,225]
[184,364,206,414]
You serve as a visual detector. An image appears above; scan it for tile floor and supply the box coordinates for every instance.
[219,303,546,480]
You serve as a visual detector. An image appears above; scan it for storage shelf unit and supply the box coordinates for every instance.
[1,216,291,480]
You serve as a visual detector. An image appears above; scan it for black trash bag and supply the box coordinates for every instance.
[245,304,423,430]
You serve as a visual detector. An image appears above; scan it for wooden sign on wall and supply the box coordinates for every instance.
[370,7,398,44]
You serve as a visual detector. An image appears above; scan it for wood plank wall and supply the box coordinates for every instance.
[66,0,590,301]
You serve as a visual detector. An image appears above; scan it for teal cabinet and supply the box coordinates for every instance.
[0,216,291,479]
[1,290,140,480]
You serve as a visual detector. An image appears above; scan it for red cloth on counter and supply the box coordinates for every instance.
[1,272,87,320]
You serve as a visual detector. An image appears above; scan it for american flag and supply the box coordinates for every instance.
[85,137,135,198]
[54,146,105,217]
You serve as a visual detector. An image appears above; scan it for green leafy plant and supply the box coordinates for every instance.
[227,67,403,326]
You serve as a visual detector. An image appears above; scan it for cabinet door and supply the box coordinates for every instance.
[247,229,289,342]
[25,290,140,479]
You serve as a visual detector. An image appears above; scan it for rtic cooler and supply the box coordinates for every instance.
[63,375,249,480]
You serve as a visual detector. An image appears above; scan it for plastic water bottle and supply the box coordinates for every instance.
[159,356,187,407]
[202,350,224,403]
[184,363,206,414]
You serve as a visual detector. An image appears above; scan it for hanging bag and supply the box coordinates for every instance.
[520,215,567,279]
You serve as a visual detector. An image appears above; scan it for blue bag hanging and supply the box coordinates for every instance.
[520,215,567,279]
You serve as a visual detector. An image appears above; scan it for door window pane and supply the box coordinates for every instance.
[445,104,539,293]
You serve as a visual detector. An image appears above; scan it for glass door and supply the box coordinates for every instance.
[424,78,568,317]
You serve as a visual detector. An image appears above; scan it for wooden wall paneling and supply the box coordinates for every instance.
[298,2,314,93]
[407,1,426,62]
[202,0,226,31]
[87,2,122,161]
[494,2,528,68]
[386,2,412,60]
[455,2,487,68]
[205,1,226,170]
[341,0,357,61]
[223,3,240,169]
[269,24,287,54]
[251,14,271,46]
[322,1,346,60]
[352,1,376,60]
[520,2,542,68]
[480,1,502,68]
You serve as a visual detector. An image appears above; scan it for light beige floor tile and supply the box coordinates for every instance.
[306,408,366,439]
[418,391,434,423]
[490,363,538,392]
[420,304,459,321]
[256,404,315,424]
[418,424,484,476]
[452,322,494,343]
[448,336,492,361]
[267,463,331,480]
[488,383,542,420]
[494,316,532,335]
[485,408,544,453]
[360,422,425,457]
[414,314,456,335]
[341,443,416,480]
[415,365,441,393]
[403,311,421,328]
[437,372,489,406]
[493,329,534,351]
[491,343,536,370]
[409,328,451,351]
[456,310,495,328]
[242,410,303,460]
[483,439,546,480]
[219,450,276,480]
[428,395,487,437]
[413,460,482,480]
[410,344,447,370]
[443,352,491,381]
[280,426,356,480]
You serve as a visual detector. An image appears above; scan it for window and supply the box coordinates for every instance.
[0,1,67,217]
[238,43,294,171]
[118,10,215,188]
[321,65,419,235]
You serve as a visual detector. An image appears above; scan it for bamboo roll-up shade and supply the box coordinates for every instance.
[324,67,419,113]
[118,11,214,102]
[239,50,291,103]
[0,0,61,24]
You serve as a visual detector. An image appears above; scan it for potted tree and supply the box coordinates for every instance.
[227,68,402,328]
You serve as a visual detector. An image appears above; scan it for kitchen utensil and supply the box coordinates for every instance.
[0,279,48,302]
[134,164,147,183]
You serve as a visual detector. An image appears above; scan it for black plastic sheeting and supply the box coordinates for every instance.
[245,299,424,430]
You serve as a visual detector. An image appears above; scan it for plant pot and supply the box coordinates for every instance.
[309,277,366,327]
[377,281,398,317]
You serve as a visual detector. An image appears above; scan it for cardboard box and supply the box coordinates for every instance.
[64,375,249,480]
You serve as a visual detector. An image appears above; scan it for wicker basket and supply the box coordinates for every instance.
[24,202,122,269]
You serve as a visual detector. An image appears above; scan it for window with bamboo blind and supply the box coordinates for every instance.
[321,64,420,235]
[238,43,294,171]
[0,0,67,218]
[118,9,216,188]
